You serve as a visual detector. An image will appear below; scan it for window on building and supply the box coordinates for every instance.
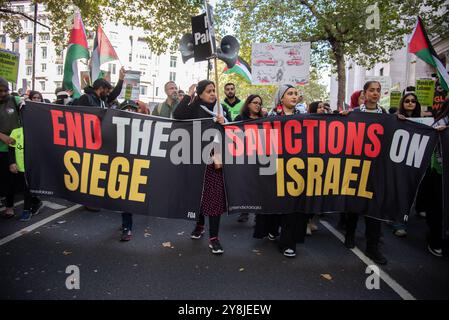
[57,65,63,75]
[41,63,46,72]
[40,33,50,41]
[379,67,384,76]
[169,72,176,82]
[27,34,33,43]
[24,20,28,28]
[40,81,45,91]
[140,86,148,95]
[41,47,47,59]
[16,5,25,13]
[170,56,177,68]
[26,66,32,76]
[26,48,32,59]
[155,87,159,97]
[112,64,116,75]
[129,53,132,62]
[55,81,62,89]
[0,35,6,44]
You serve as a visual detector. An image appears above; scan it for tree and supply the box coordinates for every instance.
[216,0,448,109]
[0,0,204,54]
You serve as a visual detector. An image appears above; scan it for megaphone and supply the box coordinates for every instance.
[179,34,195,63]
[217,35,240,69]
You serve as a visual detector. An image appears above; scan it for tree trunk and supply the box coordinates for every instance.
[331,41,346,111]
[335,52,346,111]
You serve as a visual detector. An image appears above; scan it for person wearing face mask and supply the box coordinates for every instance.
[74,78,113,108]
[254,84,308,258]
[174,80,230,254]
[152,81,180,118]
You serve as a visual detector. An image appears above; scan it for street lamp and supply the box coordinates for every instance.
[152,74,156,102]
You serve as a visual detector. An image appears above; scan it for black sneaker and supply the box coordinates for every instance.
[31,201,44,216]
[120,229,132,241]
[209,237,224,254]
[366,248,387,265]
[283,248,296,258]
[344,235,355,249]
[427,245,443,257]
[190,225,205,239]
[267,233,277,241]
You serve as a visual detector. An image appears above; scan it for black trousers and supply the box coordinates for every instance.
[426,170,444,249]
[198,214,221,239]
[345,213,381,249]
[121,212,133,231]
[278,213,308,251]
[0,152,16,207]
[416,167,432,214]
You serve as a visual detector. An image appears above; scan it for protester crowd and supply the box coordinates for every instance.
[1,73,448,264]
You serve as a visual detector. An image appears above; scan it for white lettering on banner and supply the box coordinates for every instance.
[112,116,130,153]
[131,119,153,156]
[65,265,80,290]
[389,129,430,168]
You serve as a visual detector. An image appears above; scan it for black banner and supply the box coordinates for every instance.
[23,102,217,220]
[221,113,438,221]
[22,103,446,223]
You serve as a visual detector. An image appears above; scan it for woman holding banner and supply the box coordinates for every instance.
[173,80,229,255]
[234,94,266,223]
[342,80,388,265]
[253,84,308,258]
[426,99,449,257]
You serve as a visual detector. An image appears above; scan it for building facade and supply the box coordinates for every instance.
[0,1,207,102]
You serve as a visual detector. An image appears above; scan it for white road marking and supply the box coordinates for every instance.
[319,219,416,300]
[0,204,82,247]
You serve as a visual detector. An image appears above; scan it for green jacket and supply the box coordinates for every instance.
[222,97,244,121]
[152,99,179,118]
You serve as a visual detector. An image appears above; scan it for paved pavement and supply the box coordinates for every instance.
[1,197,448,300]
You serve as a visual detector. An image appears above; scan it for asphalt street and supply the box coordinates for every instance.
[0,196,448,300]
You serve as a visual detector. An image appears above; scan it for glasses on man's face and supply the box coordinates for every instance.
[404,99,416,103]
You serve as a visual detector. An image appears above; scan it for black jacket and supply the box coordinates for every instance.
[173,95,232,122]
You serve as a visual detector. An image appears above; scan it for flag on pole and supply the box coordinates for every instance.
[223,57,252,83]
[408,17,449,91]
[91,25,119,82]
[62,12,90,98]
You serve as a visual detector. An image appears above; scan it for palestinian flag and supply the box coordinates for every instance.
[408,17,449,91]
[63,12,90,98]
[91,25,119,82]
[224,56,252,83]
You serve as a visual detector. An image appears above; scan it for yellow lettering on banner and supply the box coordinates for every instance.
[80,152,91,194]
[306,157,323,196]
[286,158,305,196]
[108,157,130,199]
[89,154,109,197]
[358,160,373,199]
[64,150,80,191]
[323,158,341,195]
[341,159,360,196]
[276,158,285,197]
[129,159,150,202]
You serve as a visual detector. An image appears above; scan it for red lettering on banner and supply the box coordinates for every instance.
[50,110,66,146]
[328,121,345,155]
[225,126,244,157]
[365,123,384,157]
[284,119,302,154]
[244,124,263,156]
[65,112,84,148]
[263,121,283,155]
[303,119,318,153]
[319,120,326,154]
[84,114,102,150]
[345,122,365,156]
